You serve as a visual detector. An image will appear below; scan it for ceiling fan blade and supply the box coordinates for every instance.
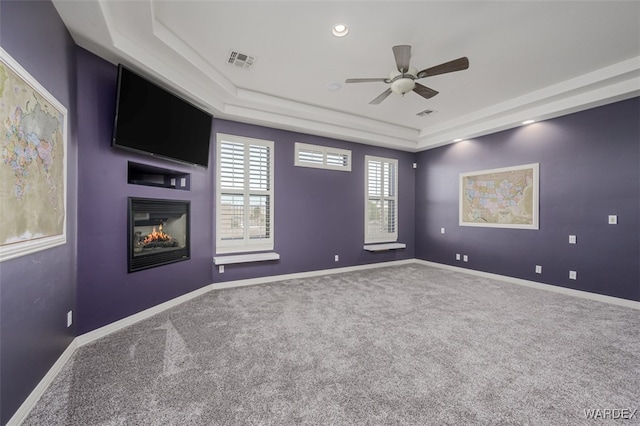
[392,45,411,73]
[369,88,393,105]
[345,78,388,83]
[413,83,439,99]
[417,57,469,79]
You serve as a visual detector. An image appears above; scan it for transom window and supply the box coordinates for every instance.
[295,142,351,171]
[216,134,274,254]
[365,156,398,243]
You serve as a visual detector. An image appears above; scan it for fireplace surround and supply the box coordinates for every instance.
[128,197,190,272]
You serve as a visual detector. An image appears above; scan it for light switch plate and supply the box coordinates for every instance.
[608,215,618,224]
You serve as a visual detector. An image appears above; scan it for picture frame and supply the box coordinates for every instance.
[0,47,68,262]
[459,163,539,229]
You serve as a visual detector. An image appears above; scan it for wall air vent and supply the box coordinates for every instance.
[416,109,438,117]
[227,51,256,69]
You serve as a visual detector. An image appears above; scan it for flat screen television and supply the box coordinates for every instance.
[112,65,213,168]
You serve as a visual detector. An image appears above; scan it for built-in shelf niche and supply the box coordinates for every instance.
[128,161,190,190]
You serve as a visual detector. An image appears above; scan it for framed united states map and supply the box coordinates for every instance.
[0,48,67,261]
[460,163,539,229]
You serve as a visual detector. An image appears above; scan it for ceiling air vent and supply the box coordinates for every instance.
[228,51,256,69]
[416,109,438,117]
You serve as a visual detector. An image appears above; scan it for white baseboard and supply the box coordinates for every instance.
[77,258,414,347]
[76,284,217,347]
[209,259,416,291]
[9,258,638,425]
[415,260,640,310]
[7,339,77,426]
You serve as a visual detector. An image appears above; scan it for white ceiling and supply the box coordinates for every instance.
[52,0,640,152]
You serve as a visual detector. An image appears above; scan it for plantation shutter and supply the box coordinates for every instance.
[326,150,350,168]
[297,145,324,166]
[217,134,274,253]
[365,156,398,243]
[248,144,271,240]
[294,142,351,171]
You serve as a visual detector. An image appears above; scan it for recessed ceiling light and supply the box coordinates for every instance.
[453,138,463,142]
[332,24,349,37]
[326,82,341,91]
[522,119,536,125]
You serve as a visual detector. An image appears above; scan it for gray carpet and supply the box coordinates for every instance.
[23,264,640,425]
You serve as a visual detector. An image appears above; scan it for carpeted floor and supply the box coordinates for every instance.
[23,264,640,425]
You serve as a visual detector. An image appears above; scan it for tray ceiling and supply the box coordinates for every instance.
[53,1,640,151]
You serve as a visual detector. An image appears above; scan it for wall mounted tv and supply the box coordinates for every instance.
[112,65,213,168]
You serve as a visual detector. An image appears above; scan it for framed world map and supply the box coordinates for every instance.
[0,48,67,262]
[460,163,539,229]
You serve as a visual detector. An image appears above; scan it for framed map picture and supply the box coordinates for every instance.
[460,163,539,229]
[0,48,67,262]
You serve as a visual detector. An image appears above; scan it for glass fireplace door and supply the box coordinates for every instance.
[128,198,190,272]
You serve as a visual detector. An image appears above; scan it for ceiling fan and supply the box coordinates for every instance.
[345,45,469,105]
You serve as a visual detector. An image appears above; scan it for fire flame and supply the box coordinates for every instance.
[143,224,172,244]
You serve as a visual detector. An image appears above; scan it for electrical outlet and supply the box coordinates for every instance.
[535,265,542,274]
[67,311,72,327]
[456,253,461,261]
[219,265,224,273]
[569,235,577,244]
[463,255,469,262]
[608,215,618,224]
[440,227,445,234]
[569,270,577,280]
[334,254,339,262]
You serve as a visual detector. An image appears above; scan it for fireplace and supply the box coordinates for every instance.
[128,197,190,272]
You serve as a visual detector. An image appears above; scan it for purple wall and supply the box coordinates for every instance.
[211,120,416,283]
[415,98,640,301]
[76,48,214,334]
[76,50,415,334]
[0,1,78,424]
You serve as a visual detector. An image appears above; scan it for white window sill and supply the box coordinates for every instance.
[363,243,406,252]
[213,252,280,265]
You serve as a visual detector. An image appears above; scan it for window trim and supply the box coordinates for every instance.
[364,155,398,244]
[215,133,275,254]
[294,142,352,172]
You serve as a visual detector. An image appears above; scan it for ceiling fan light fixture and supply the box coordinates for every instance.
[391,78,415,95]
[332,24,349,37]
[345,46,468,104]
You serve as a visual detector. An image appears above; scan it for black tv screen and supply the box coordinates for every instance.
[112,65,212,168]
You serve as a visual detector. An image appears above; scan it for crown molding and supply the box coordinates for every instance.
[56,0,640,153]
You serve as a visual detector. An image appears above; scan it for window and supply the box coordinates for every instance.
[295,142,351,171]
[216,134,274,254]
[365,156,398,244]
